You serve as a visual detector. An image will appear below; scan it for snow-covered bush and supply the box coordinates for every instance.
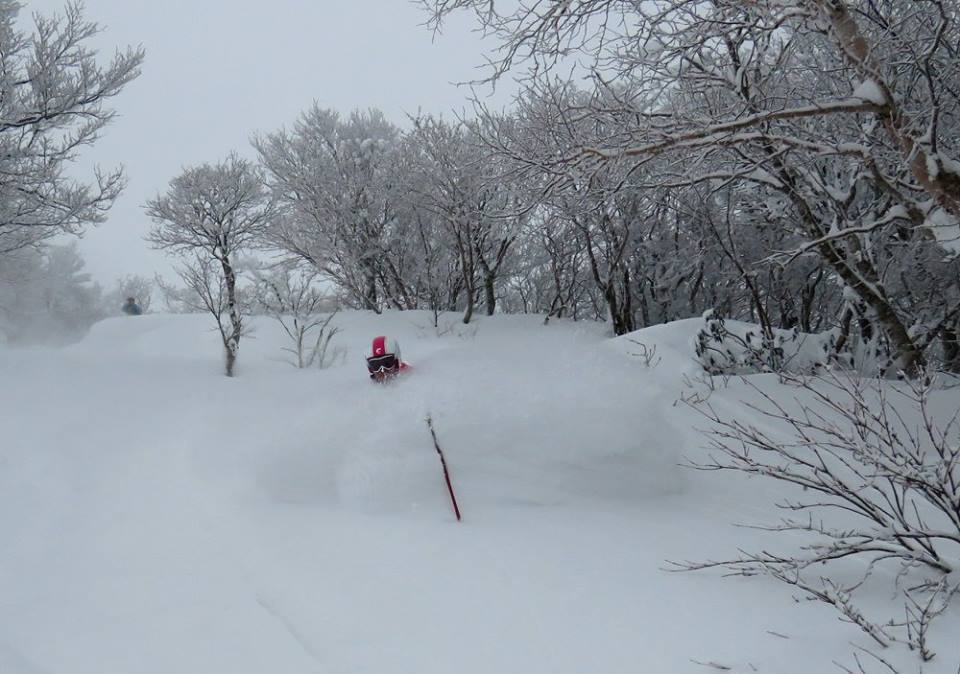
[624,339,661,368]
[693,310,833,376]
[679,372,960,667]
[252,266,342,369]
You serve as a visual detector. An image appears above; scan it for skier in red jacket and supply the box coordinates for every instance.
[366,336,410,383]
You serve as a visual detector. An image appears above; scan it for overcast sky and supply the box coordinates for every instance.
[26,0,514,286]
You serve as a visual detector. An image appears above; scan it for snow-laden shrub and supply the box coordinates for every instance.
[678,372,960,667]
[693,310,834,375]
[252,266,343,369]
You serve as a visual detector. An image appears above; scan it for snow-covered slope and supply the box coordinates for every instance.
[0,311,956,673]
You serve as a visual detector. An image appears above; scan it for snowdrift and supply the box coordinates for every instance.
[607,313,835,380]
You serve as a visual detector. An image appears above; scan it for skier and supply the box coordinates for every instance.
[121,297,143,316]
[366,335,409,383]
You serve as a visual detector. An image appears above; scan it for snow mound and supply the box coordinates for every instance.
[610,312,835,376]
[249,310,686,513]
[42,311,687,515]
[606,316,705,377]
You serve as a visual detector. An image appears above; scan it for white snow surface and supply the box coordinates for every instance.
[1,311,957,673]
[927,206,960,255]
[851,79,886,105]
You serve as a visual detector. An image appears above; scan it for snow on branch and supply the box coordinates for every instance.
[582,99,886,161]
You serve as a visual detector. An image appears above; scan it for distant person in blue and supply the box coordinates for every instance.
[121,297,142,316]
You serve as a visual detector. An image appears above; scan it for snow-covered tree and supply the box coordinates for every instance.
[146,154,273,376]
[405,115,522,323]
[255,107,405,311]
[0,1,142,256]
[423,0,960,373]
[0,242,103,344]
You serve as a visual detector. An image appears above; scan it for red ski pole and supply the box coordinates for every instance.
[426,414,462,522]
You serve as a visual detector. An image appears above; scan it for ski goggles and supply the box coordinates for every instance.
[366,354,398,372]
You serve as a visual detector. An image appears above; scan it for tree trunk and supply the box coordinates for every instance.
[363,272,378,312]
[476,247,497,316]
[799,269,823,334]
[833,304,854,354]
[483,272,496,316]
[827,257,921,377]
[456,233,476,324]
[942,326,960,374]
[688,263,704,316]
[221,257,242,378]
[605,268,635,336]
[638,281,651,327]
[225,344,237,377]
[462,295,475,324]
